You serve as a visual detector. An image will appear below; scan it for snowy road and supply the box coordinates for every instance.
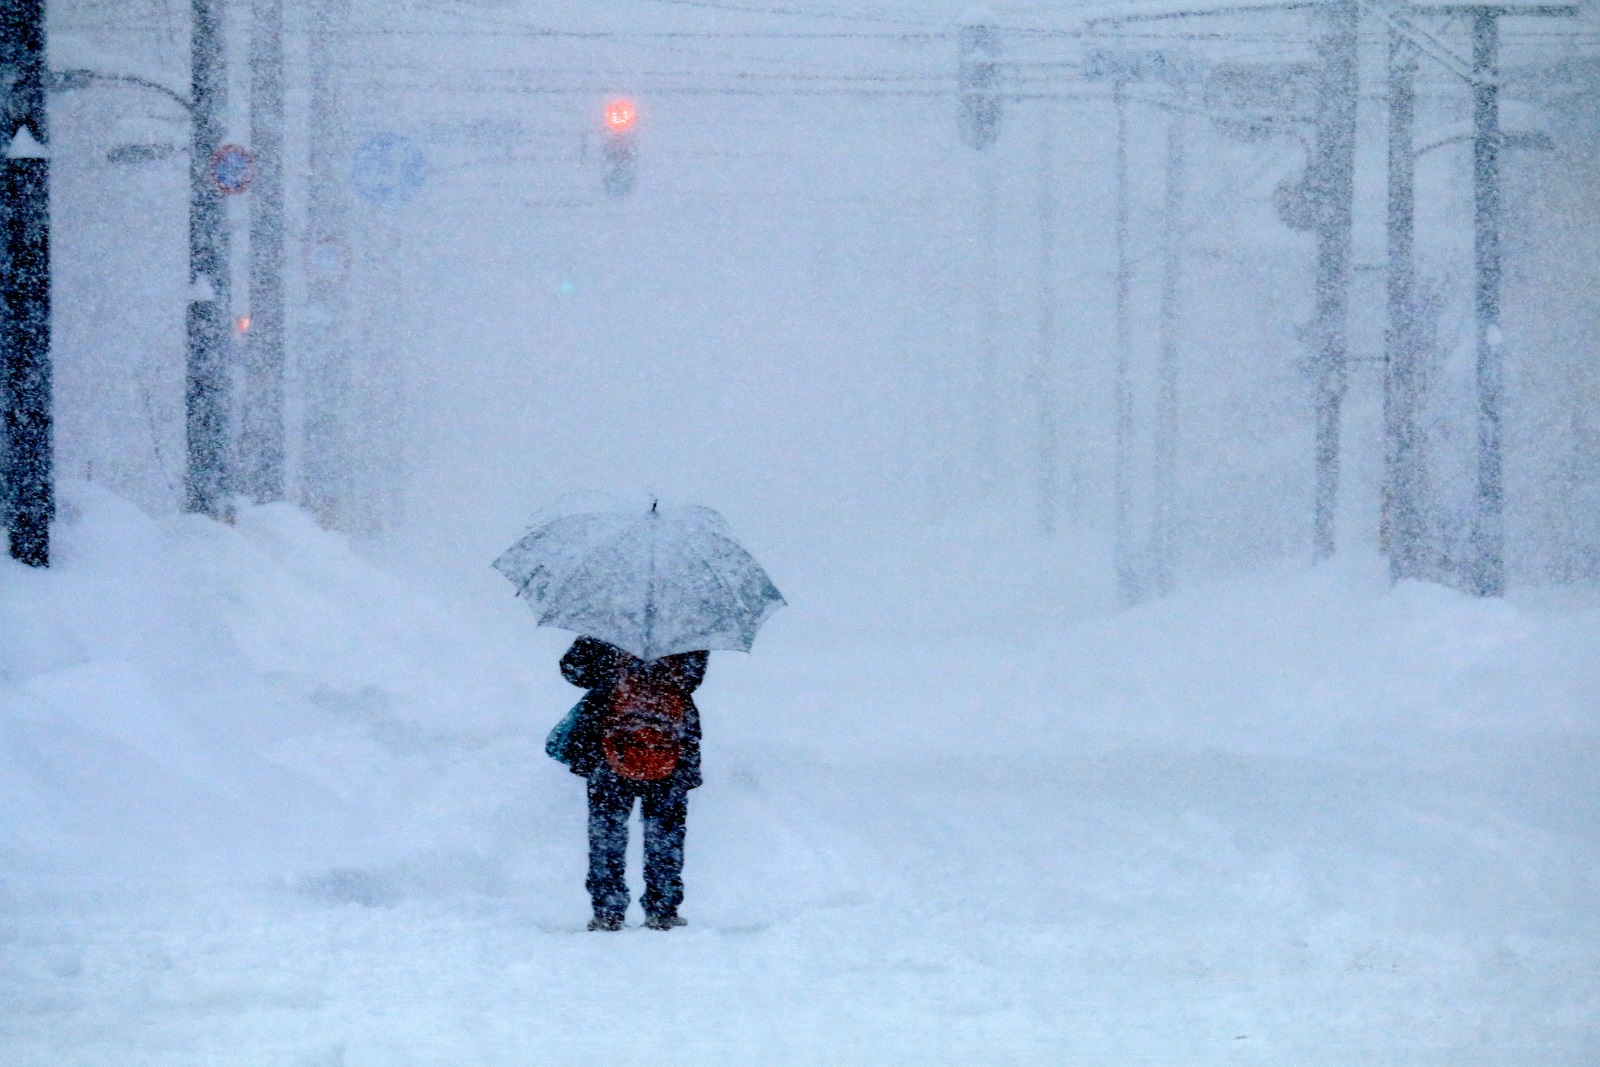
[2,485,1597,1064]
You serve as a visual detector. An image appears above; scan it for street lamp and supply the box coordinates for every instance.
[49,70,186,169]
[49,68,190,112]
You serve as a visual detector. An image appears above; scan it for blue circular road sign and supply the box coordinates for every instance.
[210,144,254,194]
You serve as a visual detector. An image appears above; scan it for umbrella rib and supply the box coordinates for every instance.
[499,521,595,607]
[537,518,645,626]
[510,558,543,600]
[691,539,743,624]
[491,544,539,600]
[686,531,783,649]
[698,529,782,610]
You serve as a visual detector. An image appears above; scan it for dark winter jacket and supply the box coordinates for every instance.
[559,636,708,790]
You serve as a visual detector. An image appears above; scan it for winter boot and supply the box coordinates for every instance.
[643,910,686,931]
[587,913,625,932]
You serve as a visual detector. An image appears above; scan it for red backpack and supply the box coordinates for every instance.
[601,663,686,781]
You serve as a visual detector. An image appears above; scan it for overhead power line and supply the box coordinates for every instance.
[321,27,951,39]
[635,0,946,28]
[356,62,952,83]
[363,82,954,98]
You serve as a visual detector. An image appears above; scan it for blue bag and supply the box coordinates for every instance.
[545,701,583,765]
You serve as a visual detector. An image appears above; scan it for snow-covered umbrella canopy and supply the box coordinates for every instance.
[492,504,786,662]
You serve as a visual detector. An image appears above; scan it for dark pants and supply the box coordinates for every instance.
[586,764,688,920]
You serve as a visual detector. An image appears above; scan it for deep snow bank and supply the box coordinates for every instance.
[2,484,1598,1064]
[0,482,567,877]
[3,481,1598,910]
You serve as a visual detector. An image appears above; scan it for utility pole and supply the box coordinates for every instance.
[1466,8,1505,596]
[958,18,1001,151]
[1,0,51,566]
[241,0,286,503]
[1309,0,1358,563]
[1082,44,1189,598]
[1151,110,1186,598]
[1034,107,1058,536]
[1112,78,1137,603]
[1458,4,1577,595]
[975,150,1000,497]
[959,17,1001,495]
[1395,2,1574,594]
[1083,5,1352,565]
[1384,31,1425,583]
[187,0,232,518]
[303,0,352,529]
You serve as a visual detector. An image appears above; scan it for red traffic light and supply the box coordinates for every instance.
[604,98,637,134]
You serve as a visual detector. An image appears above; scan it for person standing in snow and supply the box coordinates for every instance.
[553,634,708,931]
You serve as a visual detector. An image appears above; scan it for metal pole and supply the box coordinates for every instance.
[958,20,1001,151]
[1398,0,1570,590]
[1152,108,1185,598]
[1467,9,1504,596]
[975,150,999,496]
[302,0,352,528]
[960,17,1002,499]
[186,0,232,517]
[1310,0,1358,562]
[1,0,51,566]
[1113,78,1137,604]
[1385,30,1425,583]
[1035,107,1057,535]
[242,0,286,502]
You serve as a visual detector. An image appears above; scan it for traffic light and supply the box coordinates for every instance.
[601,97,637,198]
[958,20,1000,150]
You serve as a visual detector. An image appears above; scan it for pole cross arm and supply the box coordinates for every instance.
[1408,3,1576,12]
[1360,3,1477,81]
[1085,0,1574,20]
[1086,0,1321,24]
[1418,128,1555,155]
[47,68,193,114]
[1372,2,1576,83]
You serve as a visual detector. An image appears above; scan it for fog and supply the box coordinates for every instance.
[5,0,1600,1062]
[49,1,1600,595]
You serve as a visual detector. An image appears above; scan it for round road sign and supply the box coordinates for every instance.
[210,144,254,194]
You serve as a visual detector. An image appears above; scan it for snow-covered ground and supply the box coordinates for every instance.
[2,482,1597,1065]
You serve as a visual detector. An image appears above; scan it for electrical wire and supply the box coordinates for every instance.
[350,61,951,83]
[318,26,949,40]
[362,82,954,98]
[634,0,947,28]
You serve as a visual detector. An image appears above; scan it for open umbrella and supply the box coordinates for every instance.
[492,503,785,662]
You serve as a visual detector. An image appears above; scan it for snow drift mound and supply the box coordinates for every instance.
[0,481,561,879]
[3,480,1597,939]
[3,485,1600,1062]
